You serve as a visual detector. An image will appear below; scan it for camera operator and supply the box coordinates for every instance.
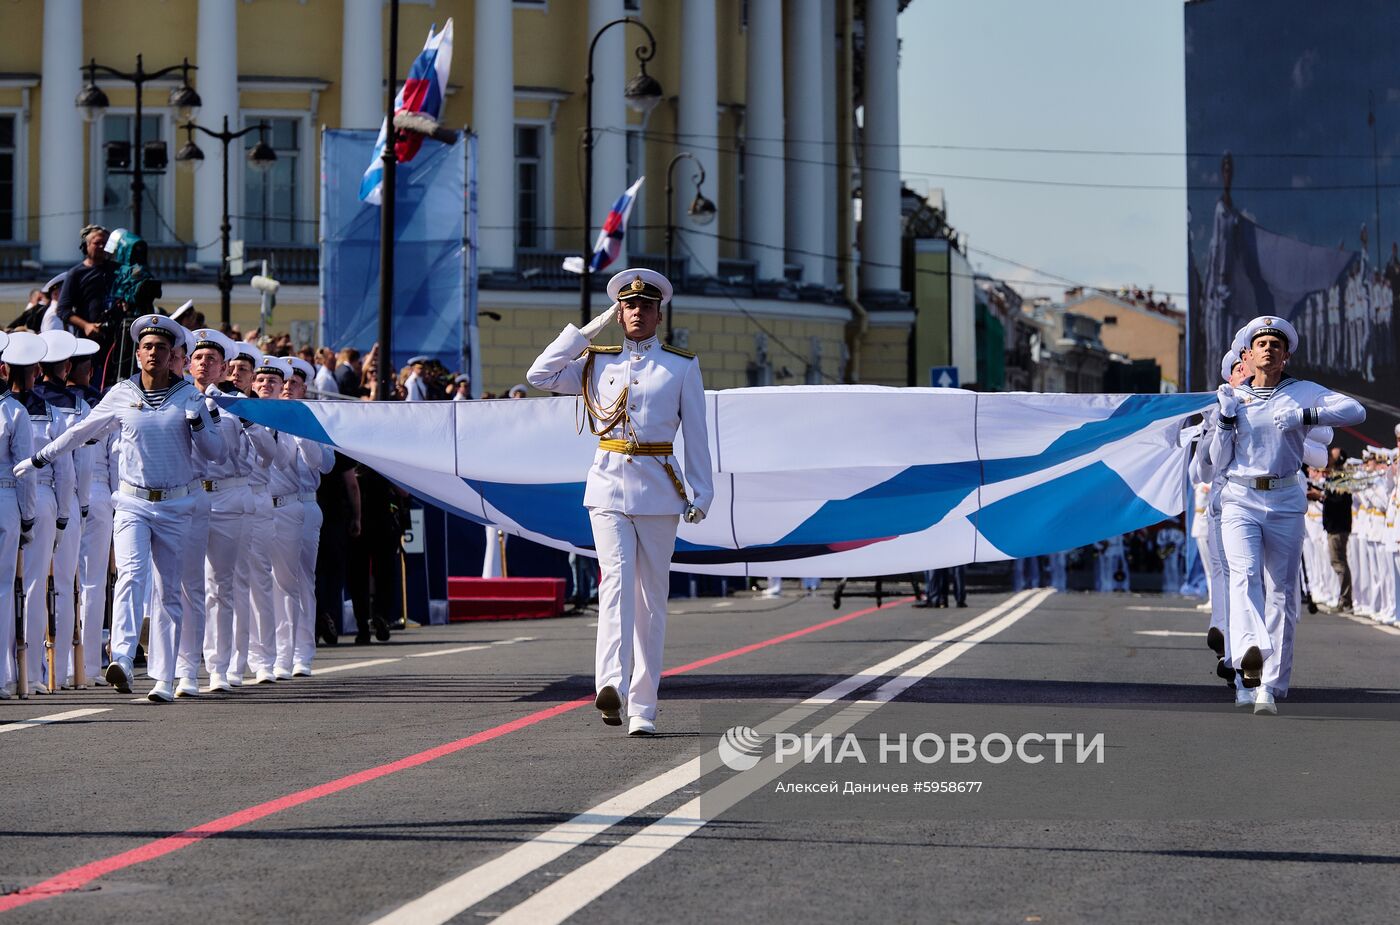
[54,225,114,339]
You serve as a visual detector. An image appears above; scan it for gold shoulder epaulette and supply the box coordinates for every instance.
[587,345,623,354]
[661,344,696,359]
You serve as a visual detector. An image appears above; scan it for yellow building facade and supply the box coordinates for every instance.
[0,0,912,392]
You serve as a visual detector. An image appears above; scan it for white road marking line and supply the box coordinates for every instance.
[315,658,402,675]
[1124,605,1201,613]
[368,590,1040,925]
[490,589,1055,925]
[711,601,734,608]
[407,645,490,659]
[0,708,111,734]
[1134,630,1205,637]
[1337,612,1400,636]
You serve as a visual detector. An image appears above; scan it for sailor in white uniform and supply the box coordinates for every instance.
[15,315,226,701]
[527,268,714,736]
[0,332,38,699]
[68,337,116,686]
[1210,315,1365,714]
[245,354,295,682]
[1095,535,1130,593]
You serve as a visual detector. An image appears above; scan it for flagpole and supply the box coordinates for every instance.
[378,0,400,401]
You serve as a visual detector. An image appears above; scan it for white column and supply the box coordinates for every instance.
[194,0,238,263]
[474,0,514,272]
[743,0,784,282]
[588,0,628,268]
[784,0,824,286]
[676,0,718,280]
[820,0,837,288]
[341,0,384,129]
[38,0,84,266]
[860,0,901,294]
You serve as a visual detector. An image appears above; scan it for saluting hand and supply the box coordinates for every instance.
[1273,408,1305,430]
[580,303,619,340]
[1215,384,1239,417]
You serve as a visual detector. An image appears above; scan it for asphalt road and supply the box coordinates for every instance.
[2,587,1398,924]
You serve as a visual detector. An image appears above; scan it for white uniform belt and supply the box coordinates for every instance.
[1227,473,1300,491]
[201,476,249,493]
[272,494,299,508]
[119,481,190,502]
[0,478,14,489]
[298,491,318,502]
[250,484,268,494]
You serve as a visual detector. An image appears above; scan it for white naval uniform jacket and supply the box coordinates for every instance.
[34,376,226,491]
[527,326,714,517]
[1,395,37,522]
[1209,378,1365,484]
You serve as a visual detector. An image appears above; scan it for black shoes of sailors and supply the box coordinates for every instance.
[1206,627,1225,658]
[105,660,133,694]
[371,617,391,642]
[1238,645,1263,688]
[594,685,623,726]
[1215,657,1237,686]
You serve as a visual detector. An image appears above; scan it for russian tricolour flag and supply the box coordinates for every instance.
[360,19,454,205]
[563,176,646,274]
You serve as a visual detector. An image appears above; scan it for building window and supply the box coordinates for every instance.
[625,128,646,252]
[624,0,642,11]
[515,123,548,248]
[1103,315,1118,325]
[96,113,171,241]
[243,117,303,244]
[0,114,15,241]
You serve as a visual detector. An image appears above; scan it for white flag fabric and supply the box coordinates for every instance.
[216,387,1212,577]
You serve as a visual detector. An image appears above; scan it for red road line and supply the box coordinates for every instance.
[0,596,910,913]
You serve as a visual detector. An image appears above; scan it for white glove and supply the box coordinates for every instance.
[1216,384,1238,417]
[205,395,221,415]
[1274,408,1305,431]
[580,303,619,340]
[683,504,706,525]
[12,457,36,479]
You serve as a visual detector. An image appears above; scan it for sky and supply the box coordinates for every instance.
[898,0,1187,303]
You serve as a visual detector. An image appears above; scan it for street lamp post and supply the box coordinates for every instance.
[663,152,717,344]
[581,17,664,328]
[378,0,402,403]
[175,116,278,327]
[76,55,202,237]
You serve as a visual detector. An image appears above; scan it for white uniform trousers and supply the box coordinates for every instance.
[1219,483,1305,695]
[0,488,20,688]
[1195,535,1213,604]
[1206,513,1232,663]
[203,486,250,678]
[270,500,306,673]
[296,501,324,667]
[1047,552,1067,592]
[241,490,277,673]
[1095,550,1129,593]
[78,487,114,680]
[50,491,82,686]
[111,492,193,685]
[589,509,679,723]
[21,486,58,688]
[1378,548,1397,623]
[1163,551,1183,594]
[173,490,211,682]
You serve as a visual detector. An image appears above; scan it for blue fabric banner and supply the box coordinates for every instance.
[320,128,465,374]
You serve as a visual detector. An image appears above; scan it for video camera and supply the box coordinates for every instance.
[98,227,163,331]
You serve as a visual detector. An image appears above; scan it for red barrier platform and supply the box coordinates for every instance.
[447,577,566,622]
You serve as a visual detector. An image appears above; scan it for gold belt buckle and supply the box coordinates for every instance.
[147,489,163,502]
[202,480,216,492]
[1254,477,1270,490]
[624,437,639,456]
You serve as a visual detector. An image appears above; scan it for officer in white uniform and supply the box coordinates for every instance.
[247,354,295,682]
[404,356,431,401]
[1210,315,1365,714]
[0,331,38,699]
[527,268,714,736]
[282,357,333,676]
[16,315,227,701]
[68,337,115,686]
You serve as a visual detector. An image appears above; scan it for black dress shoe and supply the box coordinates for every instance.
[317,614,339,646]
[1239,645,1263,688]
[1215,657,1236,685]
[371,617,391,642]
[912,600,933,609]
[354,632,372,645]
[1206,627,1225,657]
[594,685,623,726]
[955,601,968,608]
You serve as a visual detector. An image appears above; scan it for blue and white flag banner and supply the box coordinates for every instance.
[216,387,1213,577]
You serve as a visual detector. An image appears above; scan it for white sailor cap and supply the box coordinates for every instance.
[287,356,315,381]
[0,331,8,354]
[255,354,292,379]
[43,272,67,295]
[72,338,100,358]
[1,331,48,366]
[170,299,196,324]
[190,328,237,359]
[1220,349,1242,383]
[38,330,78,364]
[607,267,673,304]
[230,341,263,367]
[129,313,184,346]
[1393,422,1400,437]
[1240,315,1298,353]
[406,354,432,367]
[1230,324,1252,354]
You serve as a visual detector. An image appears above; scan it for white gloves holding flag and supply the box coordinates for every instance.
[581,303,620,341]
[1216,385,1239,418]
[684,504,706,525]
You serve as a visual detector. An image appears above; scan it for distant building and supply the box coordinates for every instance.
[1062,288,1184,392]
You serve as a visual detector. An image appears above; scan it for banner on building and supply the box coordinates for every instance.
[321,128,466,374]
[1186,0,1400,426]
[216,387,1212,578]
